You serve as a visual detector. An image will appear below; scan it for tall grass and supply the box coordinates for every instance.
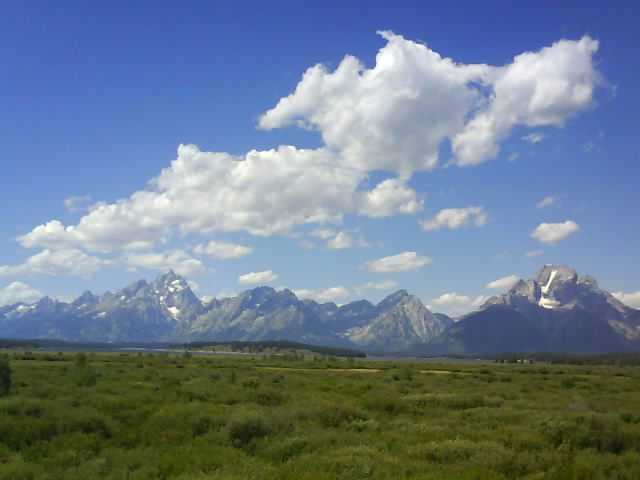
[0,351,639,479]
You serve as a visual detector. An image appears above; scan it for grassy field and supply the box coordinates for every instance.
[1,351,640,479]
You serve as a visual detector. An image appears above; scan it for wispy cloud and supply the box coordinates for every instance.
[362,251,431,273]
[238,270,278,285]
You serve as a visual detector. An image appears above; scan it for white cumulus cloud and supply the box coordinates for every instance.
[0,249,104,278]
[0,282,44,306]
[261,31,600,173]
[612,291,640,309]
[362,251,431,273]
[293,286,351,303]
[486,274,520,290]
[193,240,252,259]
[18,145,419,254]
[530,220,579,245]
[452,36,599,166]
[238,270,278,285]
[326,231,353,249]
[12,32,602,279]
[420,206,488,231]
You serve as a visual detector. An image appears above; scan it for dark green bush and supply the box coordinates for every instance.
[227,414,272,448]
[0,354,11,397]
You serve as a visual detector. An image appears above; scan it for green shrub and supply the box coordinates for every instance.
[227,413,272,448]
[74,352,88,369]
[255,389,286,406]
[0,354,11,397]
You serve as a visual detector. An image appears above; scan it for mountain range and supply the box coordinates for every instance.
[1,265,639,353]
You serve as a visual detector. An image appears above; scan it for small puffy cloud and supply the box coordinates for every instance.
[125,249,206,276]
[238,270,278,285]
[326,231,353,249]
[0,282,44,306]
[536,195,557,208]
[193,240,253,259]
[0,249,104,279]
[508,152,520,163]
[612,291,640,309]
[429,292,488,316]
[362,251,431,273]
[530,220,579,245]
[522,133,545,144]
[293,286,350,303]
[64,195,92,213]
[525,250,543,257]
[420,206,488,231]
[486,274,520,290]
[356,179,422,216]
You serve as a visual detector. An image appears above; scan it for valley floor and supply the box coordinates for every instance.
[1,351,640,479]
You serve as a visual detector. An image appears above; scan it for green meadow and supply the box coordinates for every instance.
[1,351,640,479]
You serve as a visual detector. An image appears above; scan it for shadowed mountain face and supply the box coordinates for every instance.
[1,265,638,353]
[0,272,451,351]
[426,265,640,354]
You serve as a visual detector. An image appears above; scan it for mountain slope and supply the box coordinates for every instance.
[345,290,452,351]
[2,265,638,353]
[427,265,640,354]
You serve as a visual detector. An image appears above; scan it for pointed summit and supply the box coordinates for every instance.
[121,279,150,298]
[376,289,410,311]
[72,290,99,308]
[534,264,577,287]
[151,270,191,294]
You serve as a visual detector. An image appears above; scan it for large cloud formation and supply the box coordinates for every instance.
[12,32,600,278]
[18,145,420,255]
[260,31,599,172]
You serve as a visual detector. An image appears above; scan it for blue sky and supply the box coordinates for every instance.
[1,1,639,314]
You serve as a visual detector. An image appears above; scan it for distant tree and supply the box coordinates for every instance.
[0,354,11,396]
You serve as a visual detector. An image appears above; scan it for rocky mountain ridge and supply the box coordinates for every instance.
[427,264,640,353]
[0,271,451,351]
[1,265,639,353]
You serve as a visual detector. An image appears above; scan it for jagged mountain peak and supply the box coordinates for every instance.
[376,289,410,310]
[151,270,190,292]
[72,290,99,307]
[3,264,638,353]
[534,264,577,286]
[578,274,598,289]
[121,279,150,297]
[235,286,298,311]
[36,296,56,307]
